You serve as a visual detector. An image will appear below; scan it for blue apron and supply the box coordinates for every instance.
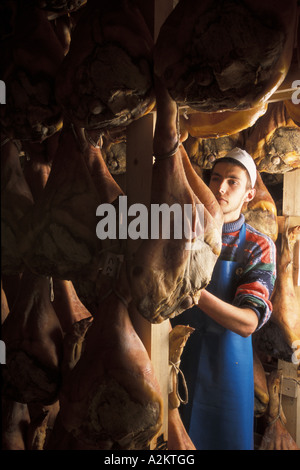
[173,223,254,450]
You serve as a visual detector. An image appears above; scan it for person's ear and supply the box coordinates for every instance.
[244,188,256,203]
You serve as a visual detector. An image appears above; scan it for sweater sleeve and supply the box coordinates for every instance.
[232,226,277,330]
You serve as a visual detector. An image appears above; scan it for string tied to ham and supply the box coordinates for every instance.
[169,360,189,405]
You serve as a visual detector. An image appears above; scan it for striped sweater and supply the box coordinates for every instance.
[221,214,276,330]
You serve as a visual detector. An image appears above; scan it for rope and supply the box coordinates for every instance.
[84,129,103,149]
[169,360,189,405]
[154,140,180,161]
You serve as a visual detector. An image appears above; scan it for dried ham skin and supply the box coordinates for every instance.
[0,2,64,141]
[183,132,245,171]
[1,139,34,274]
[270,225,300,348]
[154,0,297,112]
[59,286,163,450]
[18,125,122,285]
[2,271,64,405]
[259,370,299,450]
[242,172,278,242]
[179,103,268,139]
[245,102,300,173]
[55,0,155,130]
[36,0,87,14]
[127,78,222,323]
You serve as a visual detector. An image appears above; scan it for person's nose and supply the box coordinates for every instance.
[218,180,227,194]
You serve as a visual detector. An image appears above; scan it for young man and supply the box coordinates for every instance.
[172,147,276,450]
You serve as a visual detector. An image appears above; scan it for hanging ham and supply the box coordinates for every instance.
[2,270,64,405]
[127,78,223,323]
[19,124,122,291]
[154,0,297,112]
[253,349,269,418]
[183,132,245,171]
[242,172,278,242]
[244,101,300,173]
[55,0,155,130]
[271,225,300,349]
[1,138,34,274]
[0,2,64,141]
[179,103,268,139]
[259,370,299,450]
[58,274,163,450]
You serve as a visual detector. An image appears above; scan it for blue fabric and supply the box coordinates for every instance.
[172,223,254,450]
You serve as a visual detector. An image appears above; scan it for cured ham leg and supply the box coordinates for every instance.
[168,324,196,450]
[169,325,194,410]
[58,274,163,450]
[242,172,278,242]
[127,78,222,323]
[55,0,154,130]
[2,270,64,405]
[27,401,60,450]
[154,0,297,112]
[19,125,106,282]
[1,138,34,274]
[253,349,269,417]
[51,279,92,333]
[259,370,299,450]
[179,103,267,139]
[168,408,196,451]
[245,102,300,173]
[1,398,30,450]
[0,2,64,141]
[21,132,59,201]
[271,225,300,349]
[183,132,244,170]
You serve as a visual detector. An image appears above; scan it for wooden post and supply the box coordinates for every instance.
[124,0,175,450]
[126,114,169,449]
[279,169,300,446]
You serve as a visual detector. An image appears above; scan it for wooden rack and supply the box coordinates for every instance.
[277,169,300,447]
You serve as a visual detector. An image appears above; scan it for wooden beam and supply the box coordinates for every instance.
[126,113,169,449]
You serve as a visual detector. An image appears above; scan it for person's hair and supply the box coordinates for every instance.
[211,157,252,190]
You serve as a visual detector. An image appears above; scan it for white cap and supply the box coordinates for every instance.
[221,147,257,188]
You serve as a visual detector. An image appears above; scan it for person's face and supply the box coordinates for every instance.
[209,162,256,223]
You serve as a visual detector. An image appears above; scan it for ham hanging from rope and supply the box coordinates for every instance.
[183,132,245,171]
[154,0,297,112]
[58,275,163,450]
[36,0,87,16]
[2,270,64,405]
[179,103,268,139]
[19,124,122,287]
[0,2,64,141]
[253,349,269,418]
[242,172,278,242]
[1,138,34,274]
[270,225,300,350]
[244,101,300,173]
[127,78,223,323]
[259,370,299,450]
[55,0,155,130]
[1,398,30,450]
